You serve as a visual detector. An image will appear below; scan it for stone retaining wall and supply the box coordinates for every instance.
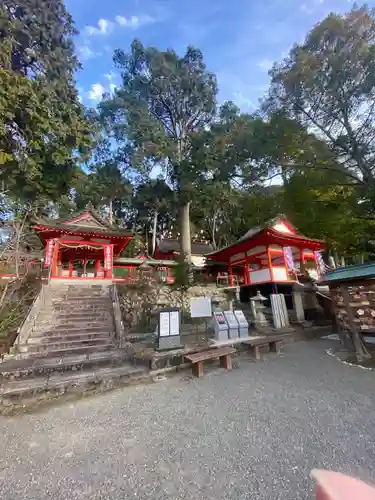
[117,282,228,334]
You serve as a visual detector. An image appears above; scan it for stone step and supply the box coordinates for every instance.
[32,317,114,327]
[27,332,114,345]
[30,324,114,336]
[50,298,112,308]
[0,348,135,382]
[9,343,116,360]
[16,338,114,354]
[32,323,114,334]
[51,296,110,302]
[31,324,114,336]
[38,310,113,319]
[51,309,111,316]
[1,364,149,405]
[51,298,110,304]
[51,303,110,310]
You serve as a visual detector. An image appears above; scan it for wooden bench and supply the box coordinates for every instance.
[185,347,236,378]
[243,337,283,360]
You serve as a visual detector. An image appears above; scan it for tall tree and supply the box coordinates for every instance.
[0,0,94,205]
[132,179,175,253]
[100,40,217,263]
[265,5,375,212]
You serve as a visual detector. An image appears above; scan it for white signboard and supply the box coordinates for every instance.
[169,311,180,336]
[190,296,212,318]
[159,312,170,337]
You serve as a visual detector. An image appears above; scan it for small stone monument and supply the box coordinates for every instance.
[250,290,269,328]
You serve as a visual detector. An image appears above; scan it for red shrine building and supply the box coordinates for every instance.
[206,216,324,288]
[33,209,133,279]
[1,210,324,289]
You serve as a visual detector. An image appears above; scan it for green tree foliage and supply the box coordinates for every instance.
[132,179,176,253]
[99,40,217,262]
[0,0,94,204]
[192,102,271,188]
[282,169,374,257]
[265,5,375,211]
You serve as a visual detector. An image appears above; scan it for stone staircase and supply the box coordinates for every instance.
[0,280,149,412]
[7,280,117,359]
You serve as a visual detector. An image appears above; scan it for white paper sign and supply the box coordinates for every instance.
[190,297,212,318]
[169,311,180,336]
[159,312,170,337]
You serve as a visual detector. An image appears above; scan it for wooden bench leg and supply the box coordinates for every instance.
[252,345,261,360]
[192,361,204,378]
[220,354,232,371]
[270,341,281,355]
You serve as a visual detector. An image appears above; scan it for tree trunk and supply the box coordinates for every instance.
[180,201,192,264]
[14,214,27,279]
[108,199,113,226]
[211,210,218,250]
[152,210,158,255]
[177,131,192,266]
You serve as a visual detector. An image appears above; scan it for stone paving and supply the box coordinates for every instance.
[1,340,375,500]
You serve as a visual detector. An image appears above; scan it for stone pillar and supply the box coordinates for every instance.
[292,283,305,323]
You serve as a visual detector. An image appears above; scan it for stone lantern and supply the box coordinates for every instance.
[250,290,269,328]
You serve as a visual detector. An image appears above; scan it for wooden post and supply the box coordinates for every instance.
[267,246,274,281]
[51,240,59,278]
[228,262,234,287]
[300,249,305,273]
[69,259,73,278]
[244,259,250,285]
[220,354,233,370]
[192,361,204,378]
[282,247,290,280]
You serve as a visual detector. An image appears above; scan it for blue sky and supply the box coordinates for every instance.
[65,0,367,111]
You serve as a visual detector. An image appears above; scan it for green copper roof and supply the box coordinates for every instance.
[320,263,375,284]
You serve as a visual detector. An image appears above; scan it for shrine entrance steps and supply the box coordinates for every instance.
[8,280,117,360]
[0,280,149,413]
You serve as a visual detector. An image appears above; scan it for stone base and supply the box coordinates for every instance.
[158,335,183,350]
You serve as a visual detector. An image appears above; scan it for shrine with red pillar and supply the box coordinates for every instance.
[33,209,133,280]
[206,216,325,292]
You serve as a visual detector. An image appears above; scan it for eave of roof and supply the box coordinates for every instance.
[206,216,323,259]
[319,263,375,285]
[33,223,133,238]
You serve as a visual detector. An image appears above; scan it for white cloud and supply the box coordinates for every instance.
[77,45,101,61]
[85,18,113,36]
[85,14,154,37]
[232,91,254,110]
[115,14,155,29]
[88,83,106,101]
[85,78,118,102]
[104,71,118,81]
[77,87,84,104]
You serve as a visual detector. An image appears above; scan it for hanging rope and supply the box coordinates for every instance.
[58,242,101,251]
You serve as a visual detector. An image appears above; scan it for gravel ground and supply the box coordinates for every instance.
[1,340,375,500]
